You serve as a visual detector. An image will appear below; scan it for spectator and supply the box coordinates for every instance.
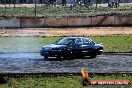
[62,0,66,6]
[49,0,56,5]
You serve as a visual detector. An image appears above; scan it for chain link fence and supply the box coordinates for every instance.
[0,0,132,17]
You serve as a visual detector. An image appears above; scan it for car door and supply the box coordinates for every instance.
[71,38,84,56]
[62,38,76,57]
[81,38,93,56]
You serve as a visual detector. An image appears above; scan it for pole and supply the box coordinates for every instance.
[34,0,37,17]
[14,0,16,15]
[4,0,7,15]
[95,0,98,14]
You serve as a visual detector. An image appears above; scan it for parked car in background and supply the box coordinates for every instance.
[108,0,119,8]
[40,37,103,59]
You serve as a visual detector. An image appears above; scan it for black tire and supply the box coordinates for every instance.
[56,56,62,60]
[90,54,97,58]
[44,55,48,60]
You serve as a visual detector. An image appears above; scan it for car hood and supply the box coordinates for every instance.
[42,44,66,49]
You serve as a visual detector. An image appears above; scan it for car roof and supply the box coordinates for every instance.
[63,37,90,40]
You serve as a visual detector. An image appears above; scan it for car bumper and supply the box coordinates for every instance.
[98,49,103,55]
[40,49,62,56]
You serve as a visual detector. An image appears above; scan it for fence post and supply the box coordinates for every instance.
[95,0,98,14]
[4,0,7,15]
[35,0,37,17]
[14,0,16,16]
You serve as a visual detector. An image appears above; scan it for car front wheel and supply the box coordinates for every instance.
[44,55,48,60]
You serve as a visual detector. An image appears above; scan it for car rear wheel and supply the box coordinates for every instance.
[56,55,62,59]
[90,54,97,58]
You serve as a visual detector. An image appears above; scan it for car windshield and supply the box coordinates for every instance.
[55,38,75,45]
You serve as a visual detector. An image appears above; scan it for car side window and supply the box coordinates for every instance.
[83,38,91,45]
[75,38,83,45]
[65,39,74,46]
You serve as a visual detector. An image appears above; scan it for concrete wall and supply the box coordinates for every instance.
[0,17,20,28]
[114,16,132,25]
[91,16,115,26]
[20,17,44,27]
[0,15,131,28]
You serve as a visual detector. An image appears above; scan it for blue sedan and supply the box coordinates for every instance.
[40,37,103,59]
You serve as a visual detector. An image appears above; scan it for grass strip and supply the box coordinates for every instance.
[0,73,132,88]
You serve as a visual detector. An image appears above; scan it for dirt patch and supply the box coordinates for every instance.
[0,27,132,36]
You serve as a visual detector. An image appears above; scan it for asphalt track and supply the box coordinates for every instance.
[0,52,131,74]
